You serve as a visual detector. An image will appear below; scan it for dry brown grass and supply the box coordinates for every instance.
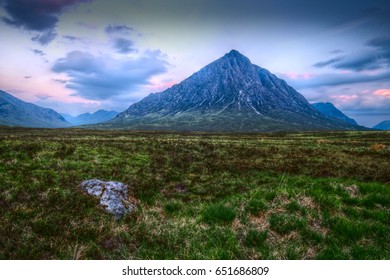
[370,143,386,152]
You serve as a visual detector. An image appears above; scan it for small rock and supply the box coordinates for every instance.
[79,179,135,219]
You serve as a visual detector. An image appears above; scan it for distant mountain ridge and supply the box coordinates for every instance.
[62,110,118,125]
[0,90,70,128]
[373,120,390,130]
[100,50,363,132]
[312,102,358,125]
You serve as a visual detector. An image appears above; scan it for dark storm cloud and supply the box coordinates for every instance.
[52,50,169,100]
[113,38,136,54]
[313,56,345,68]
[1,0,91,44]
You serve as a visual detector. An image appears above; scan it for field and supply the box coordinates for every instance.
[0,127,389,259]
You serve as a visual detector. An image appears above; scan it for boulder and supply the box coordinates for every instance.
[79,179,135,219]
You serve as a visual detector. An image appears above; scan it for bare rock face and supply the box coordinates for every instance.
[79,179,135,219]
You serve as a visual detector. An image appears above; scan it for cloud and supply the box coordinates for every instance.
[77,21,98,30]
[105,24,134,35]
[367,36,390,50]
[104,24,138,54]
[31,49,46,56]
[52,78,68,84]
[313,56,345,68]
[52,50,169,100]
[1,0,91,45]
[62,35,82,42]
[113,38,136,54]
[332,51,387,71]
[35,93,52,100]
[329,49,344,54]
[374,89,390,98]
[31,29,58,45]
[366,36,390,64]
[24,76,31,79]
[282,70,390,89]
[313,36,390,72]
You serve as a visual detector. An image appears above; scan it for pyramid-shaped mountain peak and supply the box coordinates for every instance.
[225,49,248,59]
[105,51,361,132]
[218,49,253,68]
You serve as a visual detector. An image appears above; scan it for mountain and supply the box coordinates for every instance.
[373,120,390,130]
[101,50,363,132]
[312,102,358,125]
[62,110,118,125]
[0,90,71,128]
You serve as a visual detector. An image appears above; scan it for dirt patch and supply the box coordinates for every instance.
[249,213,270,231]
[297,195,316,209]
[344,184,359,198]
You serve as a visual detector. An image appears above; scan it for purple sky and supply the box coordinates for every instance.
[0,0,389,126]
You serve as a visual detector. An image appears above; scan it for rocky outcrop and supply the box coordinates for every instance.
[79,179,135,219]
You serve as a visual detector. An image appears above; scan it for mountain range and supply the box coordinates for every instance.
[0,90,70,128]
[101,50,363,132]
[312,102,358,125]
[373,120,390,130]
[0,50,378,132]
[62,110,119,126]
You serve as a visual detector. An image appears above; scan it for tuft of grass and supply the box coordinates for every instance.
[164,202,182,216]
[244,229,268,248]
[269,214,307,234]
[201,204,236,225]
[246,198,268,215]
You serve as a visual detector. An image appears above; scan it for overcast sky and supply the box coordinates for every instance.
[0,0,389,126]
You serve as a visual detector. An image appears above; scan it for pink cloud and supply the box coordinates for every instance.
[147,80,177,92]
[330,94,358,101]
[283,72,314,80]
[374,89,390,98]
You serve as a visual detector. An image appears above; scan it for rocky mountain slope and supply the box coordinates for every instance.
[373,120,390,130]
[312,102,358,125]
[0,90,70,128]
[100,50,363,132]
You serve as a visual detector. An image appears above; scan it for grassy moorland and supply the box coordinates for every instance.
[0,127,389,260]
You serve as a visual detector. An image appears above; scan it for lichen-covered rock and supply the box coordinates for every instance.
[79,179,135,219]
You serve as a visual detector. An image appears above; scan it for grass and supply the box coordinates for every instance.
[0,127,389,259]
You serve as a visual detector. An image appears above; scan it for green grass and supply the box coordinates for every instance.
[0,128,389,259]
[201,204,236,224]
